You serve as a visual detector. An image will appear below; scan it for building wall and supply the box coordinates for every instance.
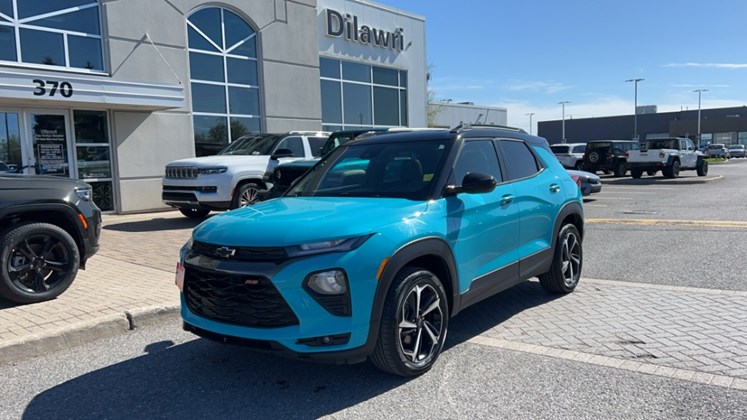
[105,0,321,212]
[538,106,747,145]
[317,0,427,127]
[0,0,428,213]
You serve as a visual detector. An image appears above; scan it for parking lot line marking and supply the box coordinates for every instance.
[587,218,747,228]
[467,336,745,390]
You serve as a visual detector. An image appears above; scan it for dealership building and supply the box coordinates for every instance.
[0,0,426,212]
[538,106,747,147]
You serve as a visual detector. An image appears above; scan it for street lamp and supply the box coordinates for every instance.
[525,112,535,134]
[559,101,570,143]
[625,78,644,140]
[693,89,709,148]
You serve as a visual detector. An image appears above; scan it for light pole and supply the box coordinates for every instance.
[525,112,535,134]
[559,101,570,143]
[625,78,644,140]
[693,89,708,148]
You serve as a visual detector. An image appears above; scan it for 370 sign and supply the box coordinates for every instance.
[32,79,74,98]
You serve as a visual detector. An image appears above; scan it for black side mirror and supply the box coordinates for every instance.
[270,148,294,160]
[444,172,497,196]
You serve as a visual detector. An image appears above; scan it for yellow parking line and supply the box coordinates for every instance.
[587,218,747,228]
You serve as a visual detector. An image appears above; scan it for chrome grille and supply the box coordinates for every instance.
[166,166,198,179]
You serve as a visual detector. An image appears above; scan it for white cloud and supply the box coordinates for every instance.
[663,63,747,69]
[505,81,572,95]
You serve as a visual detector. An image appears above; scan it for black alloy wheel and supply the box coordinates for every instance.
[539,224,582,293]
[371,267,449,376]
[0,223,80,303]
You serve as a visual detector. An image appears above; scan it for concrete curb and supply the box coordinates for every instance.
[0,305,180,366]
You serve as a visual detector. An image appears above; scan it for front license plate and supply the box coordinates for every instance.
[175,263,185,291]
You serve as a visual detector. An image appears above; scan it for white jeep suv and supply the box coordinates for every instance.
[162,131,328,218]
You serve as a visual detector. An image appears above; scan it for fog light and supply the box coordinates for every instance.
[307,270,347,295]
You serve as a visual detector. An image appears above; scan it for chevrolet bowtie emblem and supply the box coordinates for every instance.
[215,246,236,258]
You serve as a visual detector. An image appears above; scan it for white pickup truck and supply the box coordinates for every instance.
[162,131,328,218]
[626,137,708,179]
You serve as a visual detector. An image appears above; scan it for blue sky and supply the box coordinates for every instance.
[374,0,747,133]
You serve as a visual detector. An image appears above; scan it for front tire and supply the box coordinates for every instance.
[0,222,80,304]
[179,207,210,219]
[539,224,582,294]
[232,182,261,208]
[371,267,449,376]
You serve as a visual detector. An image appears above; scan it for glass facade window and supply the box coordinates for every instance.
[738,132,747,145]
[0,112,21,170]
[73,110,113,211]
[187,7,260,157]
[0,1,103,71]
[320,57,408,131]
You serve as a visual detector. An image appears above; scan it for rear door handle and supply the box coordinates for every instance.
[549,184,561,193]
[500,194,514,205]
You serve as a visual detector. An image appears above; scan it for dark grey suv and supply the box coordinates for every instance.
[0,175,102,303]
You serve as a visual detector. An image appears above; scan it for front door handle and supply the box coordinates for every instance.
[549,184,561,193]
[500,194,514,205]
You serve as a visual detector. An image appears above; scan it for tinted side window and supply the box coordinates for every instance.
[499,140,540,180]
[451,140,502,184]
[309,136,327,157]
[573,145,586,153]
[276,136,304,157]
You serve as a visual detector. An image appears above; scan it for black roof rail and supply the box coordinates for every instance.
[450,122,527,134]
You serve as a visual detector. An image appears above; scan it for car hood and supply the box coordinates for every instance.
[192,197,429,246]
[0,174,90,189]
[167,155,270,167]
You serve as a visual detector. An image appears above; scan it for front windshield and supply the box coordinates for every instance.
[287,140,452,200]
[219,135,281,156]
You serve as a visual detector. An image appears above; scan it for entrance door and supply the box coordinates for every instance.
[24,110,74,177]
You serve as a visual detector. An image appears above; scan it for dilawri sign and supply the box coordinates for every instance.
[325,9,405,51]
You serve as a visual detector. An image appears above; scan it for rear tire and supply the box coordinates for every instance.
[539,224,582,294]
[663,160,680,178]
[646,170,657,176]
[371,267,449,376]
[697,160,708,177]
[613,161,627,177]
[631,169,643,179]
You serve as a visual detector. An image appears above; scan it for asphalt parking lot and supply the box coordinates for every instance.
[1,159,746,418]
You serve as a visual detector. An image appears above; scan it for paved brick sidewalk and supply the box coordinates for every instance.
[0,211,191,363]
[1,210,746,390]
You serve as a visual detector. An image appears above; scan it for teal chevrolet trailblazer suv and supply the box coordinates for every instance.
[177,124,584,376]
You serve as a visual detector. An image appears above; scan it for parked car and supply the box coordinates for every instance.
[705,144,730,159]
[261,129,387,200]
[567,169,601,196]
[177,125,585,376]
[0,175,101,303]
[727,144,746,158]
[582,140,640,177]
[162,131,329,218]
[551,143,587,169]
[0,161,10,173]
[627,137,707,179]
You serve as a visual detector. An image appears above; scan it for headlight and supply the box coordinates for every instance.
[198,167,228,175]
[183,237,193,250]
[286,234,373,258]
[75,186,92,201]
